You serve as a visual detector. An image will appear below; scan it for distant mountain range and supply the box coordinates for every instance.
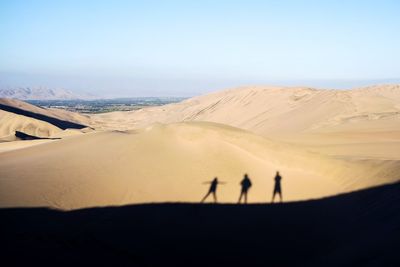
[0,87,96,100]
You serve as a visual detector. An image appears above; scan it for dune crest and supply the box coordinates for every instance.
[92,85,400,133]
[0,98,91,142]
[92,85,400,160]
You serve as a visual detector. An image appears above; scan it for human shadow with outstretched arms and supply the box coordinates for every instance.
[201,177,226,203]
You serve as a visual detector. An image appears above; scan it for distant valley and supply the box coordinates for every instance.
[27,97,187,113]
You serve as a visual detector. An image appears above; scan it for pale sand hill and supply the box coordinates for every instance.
[0,109,86,142]
[0,129,87,153]
[0,139,55,153]
[0,98,91,125]
[91,84,400,134]
[0,122,398,210]
[0,98,92,142]
[0,110,63,140]
[1,85,399,210]
[91,84,400,160]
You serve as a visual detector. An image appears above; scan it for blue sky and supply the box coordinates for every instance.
[1,0,399,97]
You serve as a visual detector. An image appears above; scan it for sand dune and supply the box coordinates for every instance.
[0,98,91,125]
[0,85,399,210]
[0,110,63,140]
[0,98,91,142]
[92,84,400,160]
[92,84,400,134]
[0,121,398,209]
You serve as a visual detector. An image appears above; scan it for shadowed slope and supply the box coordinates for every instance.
[0,102,87,130]
[0,98,91,125]
[1,182,399,267]
[0,98,91,141]
[0,109,63,140]
[14,131,61,140]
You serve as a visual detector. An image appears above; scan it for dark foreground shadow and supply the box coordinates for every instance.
[15,131,61,140]
[1,182,400,267]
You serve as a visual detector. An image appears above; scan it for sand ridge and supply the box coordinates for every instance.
[0,98,91,141]
[0,85,399,209]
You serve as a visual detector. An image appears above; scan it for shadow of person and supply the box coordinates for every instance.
[272,171,283,203]
[238,173,252,204]
[201,177,225,203]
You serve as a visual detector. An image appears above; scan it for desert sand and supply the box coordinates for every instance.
[0,98,91,142]
[0,109,63,141]
[0,85,399,209]
[92,85,400,160]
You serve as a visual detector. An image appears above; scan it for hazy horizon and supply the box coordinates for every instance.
[1,73,400,98]
[1,0,400,97]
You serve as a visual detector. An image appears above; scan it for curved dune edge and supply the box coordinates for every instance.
[0,121,398,210]
[90,85,400,161]
[0,98,92,141]
[0,110,63,140]
[91,85,400,135]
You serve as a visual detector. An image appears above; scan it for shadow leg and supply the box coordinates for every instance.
[238,192,243,203]
[201,191,210,203]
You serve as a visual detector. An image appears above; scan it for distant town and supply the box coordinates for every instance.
[27,97,186,113]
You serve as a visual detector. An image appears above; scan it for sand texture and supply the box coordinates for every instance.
[0,85,399,209]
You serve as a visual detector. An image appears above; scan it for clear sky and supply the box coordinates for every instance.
[1,0,399,97]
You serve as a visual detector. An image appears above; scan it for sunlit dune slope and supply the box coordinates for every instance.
[92,84,400,134]
[0,122,398,210]
[0,98,91,141]
[91,84,400,160]
[0,98,91,125]
[0,110,63,140]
